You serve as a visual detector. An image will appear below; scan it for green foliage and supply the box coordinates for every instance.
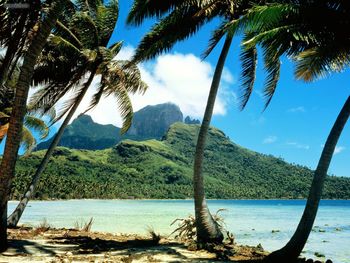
[12,123,350,200]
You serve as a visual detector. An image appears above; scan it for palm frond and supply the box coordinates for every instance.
[109,41,123,57]
[76,0,103,15]
[131,4,216,64]
[24,115,49,140]
[243,3,298,33]
[70,11,99,49]
[28,105,56,125]
[262,48,281,109]
[53,84,87,123]
[49,34,82,54]
[96,0,119,46]
[30,67,87,115]
[105,82,134,134]
[108,60,148,94]
[83,82,105,114]
[127,0,186,26]
[295,47,350,82]
[21,126,36,154]
[202,21,227,59]
[239,44,257,110]
[55,20,83,48]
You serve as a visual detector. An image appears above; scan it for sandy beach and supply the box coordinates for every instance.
[0,226,269,262]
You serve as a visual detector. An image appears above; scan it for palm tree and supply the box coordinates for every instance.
[7,0,147,228]
[0,61,51,154]
[0,108,50,154]
[126,0,273,244]
[237,1,350,261]
[0,0,42,85]
[0,0,64,251]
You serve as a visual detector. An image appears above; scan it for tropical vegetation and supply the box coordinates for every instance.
[0,0,65,250]
[126,0,270,244]
[0,0,349,261]
[0,60,51,153]
[10,123,350,200]
[7,0,147,228]
[235,1,350,261]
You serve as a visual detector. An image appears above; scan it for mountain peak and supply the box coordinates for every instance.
[127,103,183,139]
[37,103,184,150]
[73,114,94,125]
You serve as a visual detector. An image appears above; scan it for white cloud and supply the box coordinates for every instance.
[334,146,345,154]
[263,136,277,144]
[287,106,306,113]
[286,141,310,150]
[62,46,236,126]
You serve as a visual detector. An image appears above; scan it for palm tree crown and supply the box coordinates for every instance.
[31,0,147,132]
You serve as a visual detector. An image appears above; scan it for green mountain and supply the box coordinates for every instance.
[13,123,350,200]
[35,103,183,150]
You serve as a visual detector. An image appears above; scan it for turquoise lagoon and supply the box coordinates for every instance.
[8,200,350,262]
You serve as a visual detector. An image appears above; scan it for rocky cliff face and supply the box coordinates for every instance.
[127,103,183,139]
[36,103,184,150]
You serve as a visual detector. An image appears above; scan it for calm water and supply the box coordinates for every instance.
[8,200,350,263]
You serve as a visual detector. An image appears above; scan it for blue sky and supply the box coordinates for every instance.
[111,1,350,177]
[1,1,349,177]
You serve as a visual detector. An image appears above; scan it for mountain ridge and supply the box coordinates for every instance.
[36,103,184,150]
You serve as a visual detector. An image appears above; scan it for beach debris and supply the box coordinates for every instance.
[170,215,196,241]
[74,217,94,232]
[226,231,235,245]
[256,243,264,251]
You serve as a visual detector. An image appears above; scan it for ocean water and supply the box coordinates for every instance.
[8,200,350,263]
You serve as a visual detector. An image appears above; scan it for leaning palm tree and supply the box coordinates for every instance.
[237,1,350,261]
[0,0,65,251]
[127,0,275,244]
[7,0,147,228]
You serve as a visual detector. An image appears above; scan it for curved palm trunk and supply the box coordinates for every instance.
[194,35,232,244]
[0,1,61,252]
[7,71,96,228]
[267,96,350,262]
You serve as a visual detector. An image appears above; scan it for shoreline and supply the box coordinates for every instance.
[9,198,350,202]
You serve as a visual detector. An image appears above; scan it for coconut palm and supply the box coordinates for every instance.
[126,0,275,244]
[7,0,147,228]
[0,0,65,251]
[236,1,350,261]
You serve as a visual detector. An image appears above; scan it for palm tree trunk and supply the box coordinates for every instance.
[194,35,232,244]
[267,95,350,262]
[0,1,62,252]
[7,71,96,228]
